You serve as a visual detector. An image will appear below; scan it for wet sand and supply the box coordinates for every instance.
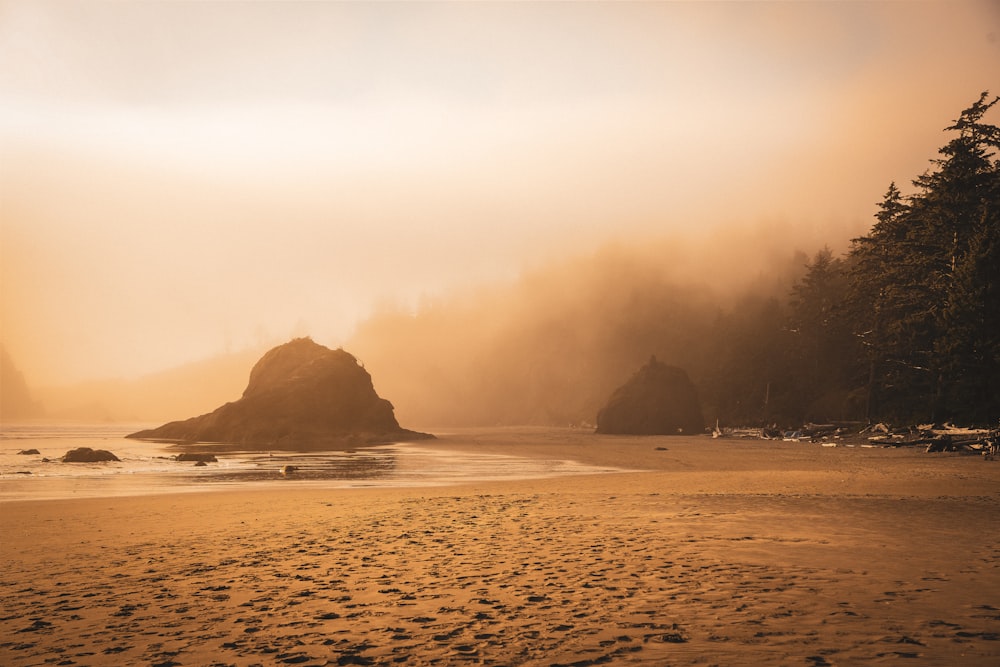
[3,427,999,666]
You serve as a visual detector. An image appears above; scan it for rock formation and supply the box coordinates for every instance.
[127,338,432,449]
[596,356,704,435]
[63,447,120,462]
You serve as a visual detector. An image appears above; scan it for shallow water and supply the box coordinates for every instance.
[0,422,622,501]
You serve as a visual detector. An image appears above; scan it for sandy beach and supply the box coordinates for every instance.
[3,428,999,666]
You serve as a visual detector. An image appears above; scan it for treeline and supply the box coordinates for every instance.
[783,92,1000,426]
[350,93,999,429]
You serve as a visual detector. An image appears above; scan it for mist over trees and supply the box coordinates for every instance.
[349,232,813,428]
[351,93,1000,429]
[846,92,999,424]
[7,95,993,430]
[727,91,1000,427]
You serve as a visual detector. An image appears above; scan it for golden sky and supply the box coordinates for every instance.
[2,0,999,386]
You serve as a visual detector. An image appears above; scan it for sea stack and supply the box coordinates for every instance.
[128,338,432,449]
[596,356,704,435]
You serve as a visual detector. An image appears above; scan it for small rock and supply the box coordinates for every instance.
[62,447,120,462]
[17,448,41,455]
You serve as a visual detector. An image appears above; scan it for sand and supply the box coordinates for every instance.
[2,427,999,666]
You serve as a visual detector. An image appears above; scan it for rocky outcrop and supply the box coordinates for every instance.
[596,356,704,435]
[127,338,432,449]
[63,447,120,462]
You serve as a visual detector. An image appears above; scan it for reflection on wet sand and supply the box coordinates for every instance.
[0,426,629,501]
[182,449,398,484]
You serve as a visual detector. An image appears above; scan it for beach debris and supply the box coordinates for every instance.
[921,425,999,455]
[708,420,999,456]
[713,423,853,442]
[62,447,120,462]
[858,422,999,456]
[714,426,770,439]
[16,448,40,455]
[596,356,704,435]
[280,465,298,475]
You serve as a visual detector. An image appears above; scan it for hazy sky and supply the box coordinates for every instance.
[2,0,999,386]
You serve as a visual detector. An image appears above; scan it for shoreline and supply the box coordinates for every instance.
[3,428,999,665]
[7,425,998,504]
[1,427,640,504]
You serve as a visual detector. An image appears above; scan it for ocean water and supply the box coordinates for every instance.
[0,422,618,502]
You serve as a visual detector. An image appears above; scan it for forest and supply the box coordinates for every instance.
[787,92,1000,426]
[351,93,1000,429]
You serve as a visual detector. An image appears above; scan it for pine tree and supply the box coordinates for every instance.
[932,93,1000,423]
[787,247,860,421]
[849,180,942,422]
[849,183,914,420]
[848,92,1000,424]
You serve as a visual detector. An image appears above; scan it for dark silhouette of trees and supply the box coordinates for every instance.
[849,182,915,421]
[700,296,795,426]
[348,93,998,428]
[705,91,999,426]
[843,91,1000,424]
[786,247,862,422]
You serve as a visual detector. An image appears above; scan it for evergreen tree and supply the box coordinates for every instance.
[932,93,1000,423]
[703,296,796,426]
[787,247,860,421]
[848,91,1000,424]
[849,183,914,420]
[849,181,939,422]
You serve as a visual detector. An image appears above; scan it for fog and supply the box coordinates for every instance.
[346,218,867,427]
[2,1,999,422]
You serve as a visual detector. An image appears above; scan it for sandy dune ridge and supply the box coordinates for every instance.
[2,428,999,666]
